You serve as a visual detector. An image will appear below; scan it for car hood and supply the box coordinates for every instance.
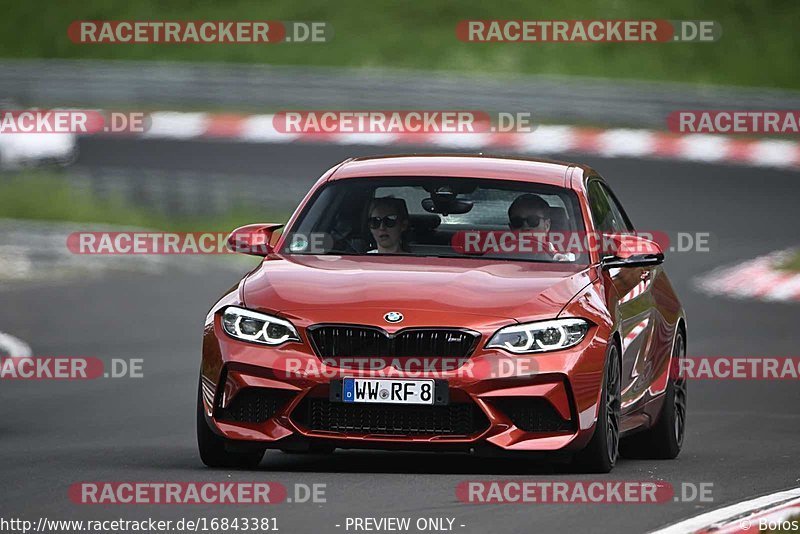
[242,255,595,325]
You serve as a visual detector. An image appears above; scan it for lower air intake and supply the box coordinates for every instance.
[292,398,489,436]
[216,388,295,424]
[492,397,575,432]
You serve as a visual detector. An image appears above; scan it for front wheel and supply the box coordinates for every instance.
[572,343,621,473]
[197,380,265,468]
[619,330,686,459]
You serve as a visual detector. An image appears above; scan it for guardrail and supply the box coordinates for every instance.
[4,59,799,216]
[3,59,800,128]
[56,166,298,216]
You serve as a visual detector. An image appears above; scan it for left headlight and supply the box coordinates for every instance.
[221,306,301,346]
[486,318,590,354]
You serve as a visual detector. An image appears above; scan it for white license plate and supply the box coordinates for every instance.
[342,378,435,405]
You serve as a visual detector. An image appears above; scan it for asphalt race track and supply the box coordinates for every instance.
[2,137,799,533]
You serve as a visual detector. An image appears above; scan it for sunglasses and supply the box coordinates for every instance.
[509,214,547,229]
[368,215,400,229]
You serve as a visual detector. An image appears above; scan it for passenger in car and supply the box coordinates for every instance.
[508,194,574,261]
[367,196,411,254]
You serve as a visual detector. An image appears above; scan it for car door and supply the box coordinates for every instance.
[586,179,658,414]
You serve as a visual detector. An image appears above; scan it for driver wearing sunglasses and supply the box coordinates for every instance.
[508,194,552,233]
[367,196,410,254]
[508,193,573,261]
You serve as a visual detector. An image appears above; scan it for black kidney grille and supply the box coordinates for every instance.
[309,326,478,358]
[215,388,295,424]
[292,397,489,436]
[492,397,575,433]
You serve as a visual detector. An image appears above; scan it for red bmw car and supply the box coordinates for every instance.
[198,154,687,472]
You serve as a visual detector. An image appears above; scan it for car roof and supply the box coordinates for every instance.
[328,154,587,189]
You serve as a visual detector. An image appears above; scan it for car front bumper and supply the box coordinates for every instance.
[200,312,611,453]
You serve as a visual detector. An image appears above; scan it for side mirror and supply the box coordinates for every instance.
[601,233,664,269]
[226,223,284,256]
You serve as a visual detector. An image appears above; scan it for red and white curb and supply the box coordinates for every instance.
[695,249,800,302]
[651,486,800,534]
[163,112,800,169]
[131,112,800,169]
[8,111,800,170]
[0,331,32,358]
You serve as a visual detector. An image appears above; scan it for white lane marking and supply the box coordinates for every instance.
[650,487,800,534]
[0,331,32,358]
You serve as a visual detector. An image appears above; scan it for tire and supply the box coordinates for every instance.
[572,343,621,473]
[619,330,687,460]
[196,380,265,468]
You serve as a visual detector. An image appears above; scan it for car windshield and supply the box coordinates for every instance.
[281,177,588,264]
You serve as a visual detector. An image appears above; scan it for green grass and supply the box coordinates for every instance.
[778,250,800,273]
[1,0,799,89]
[0,172,289,231]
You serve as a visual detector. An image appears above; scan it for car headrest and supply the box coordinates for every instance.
[549,206,569,233]
[408,214,441,233]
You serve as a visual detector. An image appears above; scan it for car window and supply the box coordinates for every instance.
[375,185,570,228]
[587,180,624,234]
[283,177,589,264]
[601,184,635,233]
[587,180,633,234]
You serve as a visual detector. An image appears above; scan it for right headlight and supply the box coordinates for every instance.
[486,318,590,354]
[221,306,300,346]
